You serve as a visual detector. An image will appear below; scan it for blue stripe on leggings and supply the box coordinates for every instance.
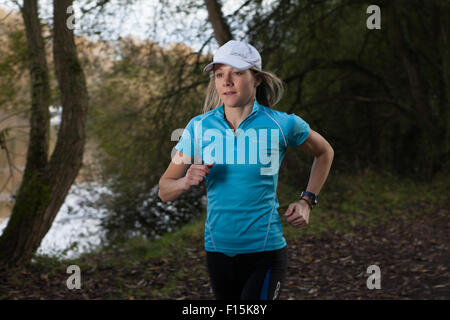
[260,269,271,300]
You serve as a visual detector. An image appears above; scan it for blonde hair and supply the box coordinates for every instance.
[202,67,285,113]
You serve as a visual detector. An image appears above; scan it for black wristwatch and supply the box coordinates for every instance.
[300,191,318,206]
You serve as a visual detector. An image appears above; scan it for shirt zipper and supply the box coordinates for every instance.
[224,109,258,138]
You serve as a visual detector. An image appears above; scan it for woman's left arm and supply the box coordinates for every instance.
[284,129,334,228]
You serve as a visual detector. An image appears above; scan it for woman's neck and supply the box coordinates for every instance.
[223,100,254,130]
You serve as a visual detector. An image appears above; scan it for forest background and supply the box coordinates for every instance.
[0,0,448,300]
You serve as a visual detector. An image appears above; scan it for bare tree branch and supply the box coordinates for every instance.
[204,0,232,45]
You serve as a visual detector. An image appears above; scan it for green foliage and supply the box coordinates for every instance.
[116,213,205,261]
[245,0,449,178]
[85,39,210,242]
[88,40,207,186]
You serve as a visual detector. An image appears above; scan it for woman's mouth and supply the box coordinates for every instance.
[224,91,236,96]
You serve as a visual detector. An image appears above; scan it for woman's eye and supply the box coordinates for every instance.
[215,73,223,78]
[233,72,242,76]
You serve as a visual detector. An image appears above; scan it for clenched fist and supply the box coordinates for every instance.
[284,200,311,228]
[183,163,214,189]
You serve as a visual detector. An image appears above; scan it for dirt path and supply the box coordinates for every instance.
[168,205,449,300]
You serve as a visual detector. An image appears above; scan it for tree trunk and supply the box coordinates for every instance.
[0,0,88,267]
[205,0,232,45]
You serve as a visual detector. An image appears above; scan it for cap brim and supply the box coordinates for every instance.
[203,57,253,73]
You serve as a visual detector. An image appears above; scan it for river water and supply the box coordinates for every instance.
[0,182,110,259]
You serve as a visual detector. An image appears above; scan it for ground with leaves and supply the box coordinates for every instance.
[0,202,448,300]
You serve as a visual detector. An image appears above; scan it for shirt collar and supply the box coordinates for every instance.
[215,98,261,119]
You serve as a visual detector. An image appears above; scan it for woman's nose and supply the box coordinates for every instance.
[223,73,233,86]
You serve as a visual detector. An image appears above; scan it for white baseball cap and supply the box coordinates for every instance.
[203,40,262,73]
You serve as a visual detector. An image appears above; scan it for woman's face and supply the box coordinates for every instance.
[214,64,261,109]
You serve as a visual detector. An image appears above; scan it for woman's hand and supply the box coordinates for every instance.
[284,200,311,228]
[183,163,214,189]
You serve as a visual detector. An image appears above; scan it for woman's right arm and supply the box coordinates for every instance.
[158,151,211,202]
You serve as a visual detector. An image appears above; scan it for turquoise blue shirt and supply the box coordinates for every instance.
[175,99,310,256]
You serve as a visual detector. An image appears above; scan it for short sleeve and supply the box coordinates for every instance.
[175,118,196,157]
[286,114,310,146]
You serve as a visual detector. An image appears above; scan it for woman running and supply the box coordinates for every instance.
[158,40,334,300]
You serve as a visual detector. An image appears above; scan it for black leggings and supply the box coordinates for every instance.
[206,247,288,300]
